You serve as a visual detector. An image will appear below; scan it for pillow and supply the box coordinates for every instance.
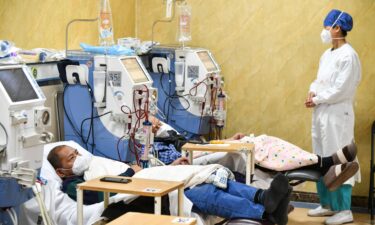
[156,122,177,138]
[40,141,93,184]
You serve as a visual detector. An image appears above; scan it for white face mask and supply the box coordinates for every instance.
[320,11,344,44]
[72,155,91,175]
[320,29,332,44]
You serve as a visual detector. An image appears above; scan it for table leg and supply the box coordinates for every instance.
[77,188,83,225]
[189,151,193,164]
[103,192,110,208]
[178,187,184,216]
[245,151,251,185]
[154,196,162,215]
[182,150,193,164]
[251,149,255,181]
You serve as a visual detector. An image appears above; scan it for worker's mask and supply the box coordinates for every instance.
[320,11,344,44]
[72,154,91,175]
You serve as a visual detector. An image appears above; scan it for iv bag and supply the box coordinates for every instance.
[177,4,192,43]
[99,0,114,46]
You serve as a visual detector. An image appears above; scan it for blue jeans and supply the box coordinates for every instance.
[185,180,265,219]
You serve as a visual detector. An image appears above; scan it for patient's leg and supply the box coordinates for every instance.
[226,173,290,214]
[257,137,356,172]
[185,183,265,220]
[294,141,357,175]
[297,155,334,175]
[185,174,290,221]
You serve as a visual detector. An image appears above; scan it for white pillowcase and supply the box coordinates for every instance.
[156,122,178,138]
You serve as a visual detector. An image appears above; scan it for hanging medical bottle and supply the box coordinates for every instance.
[99,0,114,46]
[140,120,152,168]
[216,92,226,127]
[177,3,192,43]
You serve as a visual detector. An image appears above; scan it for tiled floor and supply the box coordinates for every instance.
[288,207,373,225]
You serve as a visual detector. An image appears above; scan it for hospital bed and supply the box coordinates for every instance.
[29,141,278,225]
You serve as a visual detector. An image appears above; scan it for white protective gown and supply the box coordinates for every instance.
[310,43,361,185]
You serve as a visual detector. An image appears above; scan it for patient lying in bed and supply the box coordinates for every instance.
[48,144,292,225]
[152,116,359,190]
[153,124,358,190]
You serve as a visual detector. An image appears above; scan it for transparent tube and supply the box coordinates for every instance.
[140,120,152,168]
[216,92,226,127]
[218,93,225,112]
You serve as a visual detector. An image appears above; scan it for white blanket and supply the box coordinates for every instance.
[84,156,130,181]
[133,164,223,225]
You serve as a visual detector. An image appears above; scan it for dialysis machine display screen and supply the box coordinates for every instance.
[0,68,39,102]
[197,51,218,72]
[121,58,149,83]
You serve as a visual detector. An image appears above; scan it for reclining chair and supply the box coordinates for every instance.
[285,169,321,186]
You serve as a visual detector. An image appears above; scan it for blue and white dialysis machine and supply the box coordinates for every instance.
[141,46,226,140]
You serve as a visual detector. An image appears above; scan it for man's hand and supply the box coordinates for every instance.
[130,165,142,173]
[149,116,162,133]
[227,132,245,141]
[171,157,190,165]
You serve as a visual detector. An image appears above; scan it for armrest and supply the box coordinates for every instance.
[285,169,321,182]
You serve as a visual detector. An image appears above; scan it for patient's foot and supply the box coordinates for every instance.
[263,173,290,213]
[332,140,357,165]
[268,187,292,225]
[323,161,359,191]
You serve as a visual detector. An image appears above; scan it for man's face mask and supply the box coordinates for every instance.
[320,11,344,44]
[58,154,91,177]
[72,155,91,175]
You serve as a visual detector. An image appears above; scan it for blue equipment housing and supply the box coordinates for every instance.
[61,54,133,162]
[0,178,34,224]
[141,47,211,139]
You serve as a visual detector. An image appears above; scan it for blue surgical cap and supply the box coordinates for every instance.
[323,9,353,32]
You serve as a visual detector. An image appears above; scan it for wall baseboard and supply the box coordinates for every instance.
[291,191,369,208]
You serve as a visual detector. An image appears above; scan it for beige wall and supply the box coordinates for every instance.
[135,0,375,196]
[1,0,374,197]
[0,0,135,49]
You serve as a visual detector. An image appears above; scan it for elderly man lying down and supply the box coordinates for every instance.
[48,143,292,225]
[152,118,359,190]
[153,130,358,191]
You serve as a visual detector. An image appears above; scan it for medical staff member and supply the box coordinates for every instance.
[304,9,361,225]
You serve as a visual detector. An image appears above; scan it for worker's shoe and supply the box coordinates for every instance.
[332,140,357,165]
[323,162,359,191]
[307,205,335,217]
[325,210,353,225]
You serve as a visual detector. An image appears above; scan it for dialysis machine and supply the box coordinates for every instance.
[59,51,157,163]
[0,65,53,222]
[141,46,226,140]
